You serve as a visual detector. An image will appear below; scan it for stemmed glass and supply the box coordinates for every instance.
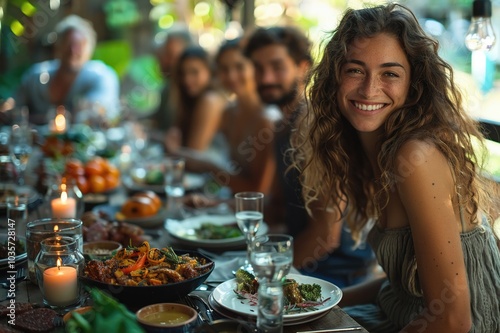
[9,125,33,186]
[250,234,294,333]
[234,191,264,273]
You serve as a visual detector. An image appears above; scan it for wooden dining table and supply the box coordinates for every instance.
[0,151,368,332]
[0,209,368,333]
[0,277,368,333]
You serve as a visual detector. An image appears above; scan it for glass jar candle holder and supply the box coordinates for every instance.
[35,236,84,309]
[46,176,84,219]
[26,218,83,285]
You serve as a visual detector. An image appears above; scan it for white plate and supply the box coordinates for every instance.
[211,274,342,321]
[166,214,268,249]
[123,173,206,194]
[208,293,330,326]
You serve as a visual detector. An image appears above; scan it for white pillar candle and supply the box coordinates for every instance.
[51,191,76,218]
[43,264,78,306]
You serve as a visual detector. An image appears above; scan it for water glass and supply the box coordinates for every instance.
[235,192,264,272]
[9,125,33,186]
[26,218,83,285]
[164,157,185,219]
[250,234,294,333]
[4,195,28,232]
[257,280,284,333]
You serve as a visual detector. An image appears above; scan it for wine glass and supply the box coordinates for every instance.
[9,125,33,186]
[250,234,293,333]
[234,191,264,272]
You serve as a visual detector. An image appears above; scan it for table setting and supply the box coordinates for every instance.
[0,114,367,333]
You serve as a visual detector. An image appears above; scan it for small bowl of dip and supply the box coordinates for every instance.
[83,240,122,261]
[136,303,198,333]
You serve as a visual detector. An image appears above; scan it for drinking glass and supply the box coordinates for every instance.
[234,191,264,272]
[4,194,28,233]
[9,125,32,186]
[164,157,185,219]
[250,234,294,333]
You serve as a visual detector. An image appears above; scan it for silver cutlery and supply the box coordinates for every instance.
[188,294,214,322]
[184,294,214,324]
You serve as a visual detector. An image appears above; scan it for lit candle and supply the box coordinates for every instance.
[43,258,78,306]
[54,113,66,133]
[51,190,76,218]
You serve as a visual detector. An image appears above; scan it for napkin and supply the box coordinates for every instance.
[200,249,246,282]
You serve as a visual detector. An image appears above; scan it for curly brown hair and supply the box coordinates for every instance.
[291,3,493,242]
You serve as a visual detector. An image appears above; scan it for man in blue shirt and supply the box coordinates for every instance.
[15,15,119,126]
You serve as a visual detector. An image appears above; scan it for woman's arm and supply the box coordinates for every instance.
[185,91,226,151]
[292,199,345,268]
[224,117,276,194]
[167,112,276,195]
[396,140,472,333]
[339,276,387,307]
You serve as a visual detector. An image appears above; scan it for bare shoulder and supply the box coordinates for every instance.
[194,91,227,119]
[201,90,227,105]
[395,139,454,194]
[395,140,449,174]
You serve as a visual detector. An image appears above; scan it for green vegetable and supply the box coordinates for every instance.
[298,283,322,301]
[160,246,181,264]
[65,288,145,333]
[145,169,163,185]
[235,268,258,294]
[195,223,243,239]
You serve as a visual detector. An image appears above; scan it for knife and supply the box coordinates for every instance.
[296,327,363,333]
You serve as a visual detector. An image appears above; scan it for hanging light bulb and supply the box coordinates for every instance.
[465,0,496,51]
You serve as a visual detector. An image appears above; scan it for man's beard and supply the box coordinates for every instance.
[258,80,298,109]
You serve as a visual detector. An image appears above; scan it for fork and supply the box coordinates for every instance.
[188,294,214,322]
[184,295,211,324]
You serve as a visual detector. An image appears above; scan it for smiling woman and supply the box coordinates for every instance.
[291,3,500,333]
[338,33,411,134]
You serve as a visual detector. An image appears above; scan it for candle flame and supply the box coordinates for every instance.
[54,225,59,232]
[61,190,68,202]
[54,114,66,132]
[56,257,62,270]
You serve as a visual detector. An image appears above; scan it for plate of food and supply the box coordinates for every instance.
[0,234,27,270]
[210,271,342,323]
[166,214,269,249]
[81,241,214,309]
[124,166,206,194]
[93,191,167,228]
[92,204,168,229]
[207,293,330,326]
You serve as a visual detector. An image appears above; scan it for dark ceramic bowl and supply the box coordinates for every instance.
[80,249,214,310]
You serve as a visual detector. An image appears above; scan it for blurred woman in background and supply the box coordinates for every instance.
[164,45,226,154]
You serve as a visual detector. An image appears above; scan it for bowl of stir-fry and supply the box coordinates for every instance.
[81,241,214,309]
